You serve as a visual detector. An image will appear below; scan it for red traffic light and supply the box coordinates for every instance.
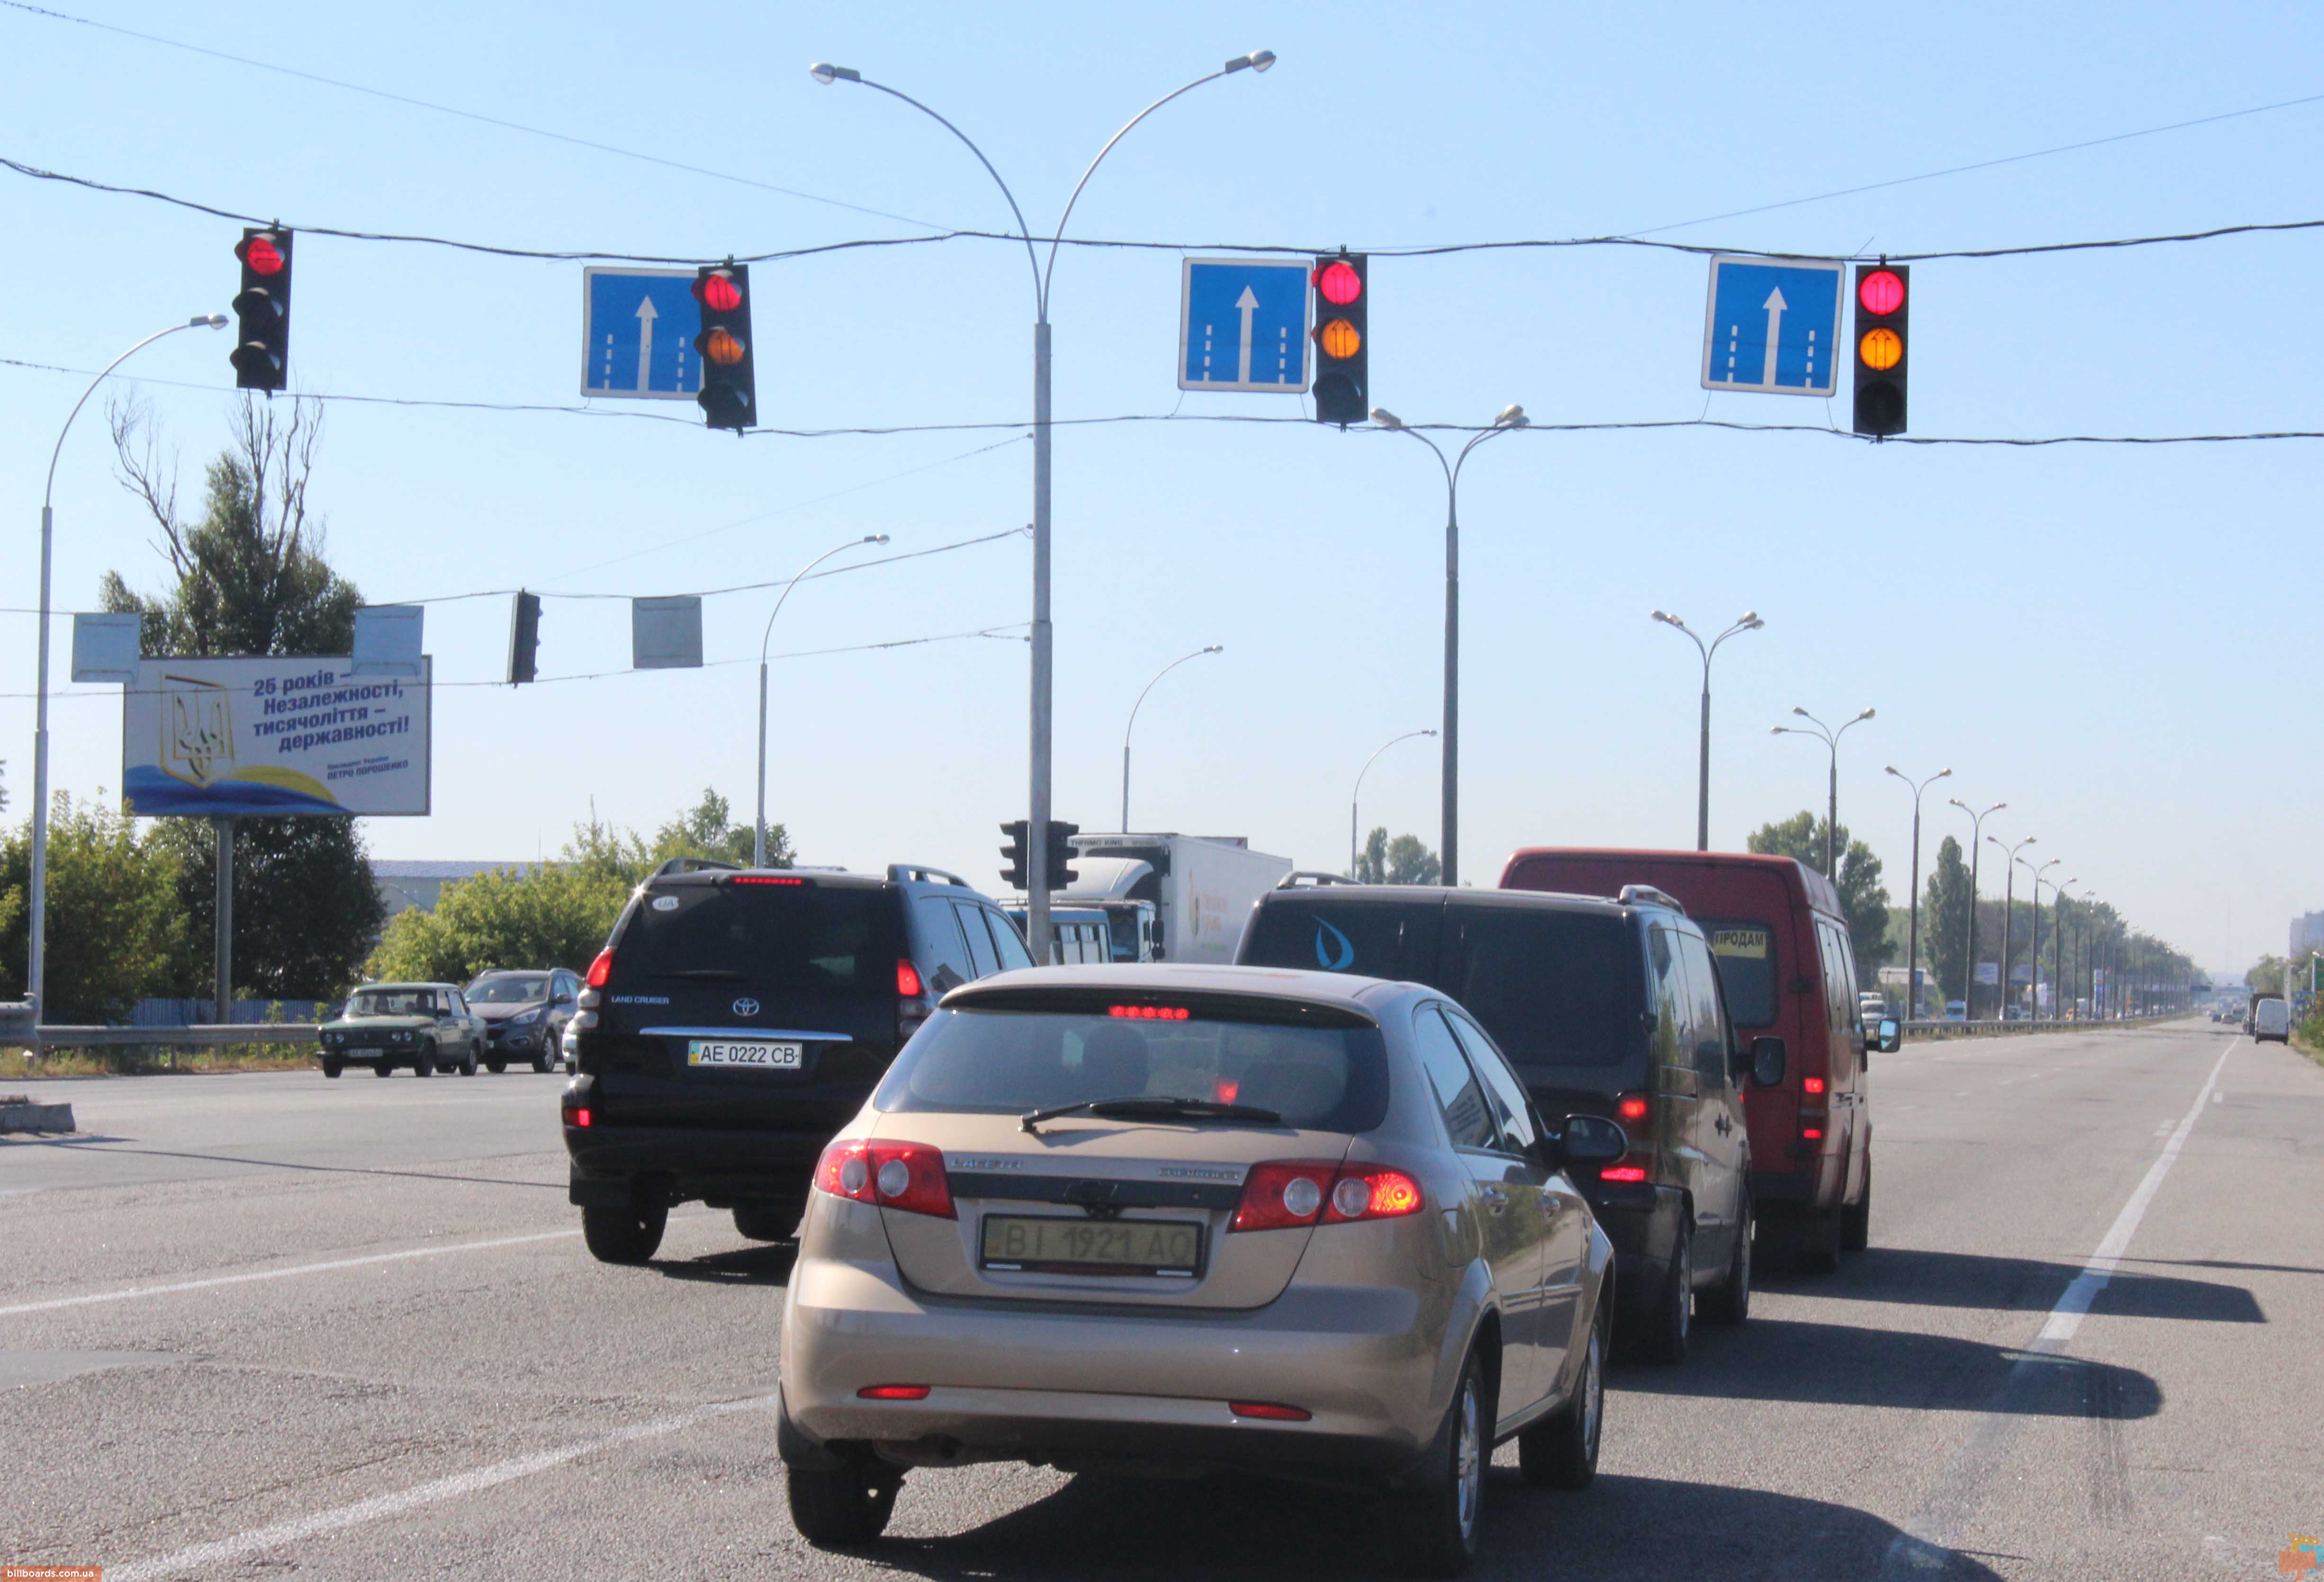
[695,271,742,312]
[1315,259,1362,306]
[1858,268,1905,317]
[238,233,286,276]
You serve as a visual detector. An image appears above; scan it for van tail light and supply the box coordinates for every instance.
[1230,1401,1311,1421]
[1232,1161,1424,1232]
[1802,1076,1826,1096]
[1798,1071,1828,1144]
[813,1138,955,1219]
[1599,1165,1648,1183]
[585,949,614,989]
[1611,1092,1654,1156]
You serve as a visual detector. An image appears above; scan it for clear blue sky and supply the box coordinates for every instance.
[4,0,2316,979]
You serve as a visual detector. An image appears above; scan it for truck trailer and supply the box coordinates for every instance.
[1059,833,1293,964]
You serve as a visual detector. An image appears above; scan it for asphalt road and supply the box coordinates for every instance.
[2,1020,2315,1580]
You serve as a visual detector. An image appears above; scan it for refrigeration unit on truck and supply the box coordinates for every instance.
[1060,833,1294,965]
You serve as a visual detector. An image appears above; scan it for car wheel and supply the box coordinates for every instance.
[414,1052,436,1077]
[1520,1287,1607,1489]
[734,1203,803,1242]
[1698,1194,1751,1326]
[486,1059,506,1075]
[374,1060,394,1077]
[322,1058,342,1079]
[581,1202,668,1265]
[1841,1169,1871,1253]
[461,1043,480,1076]
[1641,1217,1692,1364]
[531,1048,552,1074]
[785,1454,902,1546]
[1390,1347,1489,1577]
[1796,1206,1843,1274]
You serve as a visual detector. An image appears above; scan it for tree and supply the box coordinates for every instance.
[368,863,627,984]
[101,394,384,1003]
[651,788,785,870]
[0,793,185,1022]
[1354,827,1441,886]
[1923,835,1973,1005]
[1747,811,1891,985]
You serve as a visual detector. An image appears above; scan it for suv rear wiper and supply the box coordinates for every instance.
[1021,1095,1284,1135]
[653,968,749,981]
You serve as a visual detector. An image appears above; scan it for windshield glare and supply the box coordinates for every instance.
[876,1008,1388,1134]
[466,976,549,1004]
[350,990,433,1017]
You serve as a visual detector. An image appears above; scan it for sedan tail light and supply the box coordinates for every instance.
[1231,1160,1424,1232]
[813,1138,955,1219]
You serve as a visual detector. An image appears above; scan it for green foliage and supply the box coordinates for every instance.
[652,788,785,870]
[1923,835,1973,1003]
[1746,811,1892,985]
[0,793,186,1022]
[151,817,385,1001]
[1354,827,1441,886]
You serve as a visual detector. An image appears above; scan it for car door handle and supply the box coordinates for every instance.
[1714,1115,1733,1136]
[1478,1187,1509,1215]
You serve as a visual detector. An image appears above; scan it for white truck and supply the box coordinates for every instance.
[1060,833,1293,965]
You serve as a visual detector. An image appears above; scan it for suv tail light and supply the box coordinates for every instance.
[813,1138,955,1219]
[1231,1160,1424,1232]
[585,949,613,988]
[896,958,924,998]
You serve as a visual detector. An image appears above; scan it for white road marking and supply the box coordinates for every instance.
[109,1392,779,1581]
[0,1228,581,1318]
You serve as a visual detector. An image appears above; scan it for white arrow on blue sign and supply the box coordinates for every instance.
[1699,255,1844,397]
[581,267,704,400]
[1179,258,1311,393]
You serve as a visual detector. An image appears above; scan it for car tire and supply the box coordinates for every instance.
[486,1059,506,1075]
[374,1060,394,1077]
[1796,1206,1843,1274]
[1841,1169,1871,1253]
[1521,1289,1607,1490]
[1389,1347,1489,1577]
[733,1203,803,1242]
[531,1049,552,1074]
[461,1044,480,1076]
[414,1053,436,1077]
[322,1059,342,1079]
[1640,1217,1692,1364]
[1698,1194,1751,1326]
[581,1202,667,1265]
[785,1455,902,1546]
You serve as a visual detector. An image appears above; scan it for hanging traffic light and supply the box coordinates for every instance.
[507,591,542,684]
[231,226,293,392]
[1311,252,1368,427]
[1045,821,1080,890]
[1852,262,1909,437]
[693,263,755,433]
[1000,820,1031,891]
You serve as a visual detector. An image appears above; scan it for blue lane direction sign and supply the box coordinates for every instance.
[582,267,703,400]
[1179,258,1311,392]
[1700,255,1844,397]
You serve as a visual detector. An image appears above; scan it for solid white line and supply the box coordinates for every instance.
[0,1228,580,1318]
[109,1393,778,1581]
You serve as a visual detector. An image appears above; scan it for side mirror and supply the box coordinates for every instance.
[554,992,575,1006]
[1877,1017,1901,1054]
[1558,1113,1628,1167]
[1750,1036,1787,1087]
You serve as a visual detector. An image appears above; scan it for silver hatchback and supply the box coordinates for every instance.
[777,965,1623,1575]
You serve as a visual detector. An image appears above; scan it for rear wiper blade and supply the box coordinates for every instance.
[654,968,749,981]
[1021,1095,1283,1135]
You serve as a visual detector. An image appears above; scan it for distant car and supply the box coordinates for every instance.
[1858,991,1887,1026]
[464,969,582,1072]
[318,983,484,1077]
[1944,1000,1968,1022]
[2252,996,2290,1043]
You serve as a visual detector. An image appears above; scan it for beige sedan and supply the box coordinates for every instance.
[777,965,1622,1576]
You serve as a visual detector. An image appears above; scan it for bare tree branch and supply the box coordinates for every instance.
[106,394,190,575]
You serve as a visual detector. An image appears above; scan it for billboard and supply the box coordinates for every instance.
[123,656,431,817]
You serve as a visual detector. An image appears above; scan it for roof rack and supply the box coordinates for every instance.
[1617,883,1687,914]
[1277,871,1361,889]
[887,863,973,889]
[652,855,742,877]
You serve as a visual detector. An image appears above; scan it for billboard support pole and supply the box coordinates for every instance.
[213,818,234,1024]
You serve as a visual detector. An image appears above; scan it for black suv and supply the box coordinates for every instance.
[1237,880,1764,1363]
[562,860,1036,1263]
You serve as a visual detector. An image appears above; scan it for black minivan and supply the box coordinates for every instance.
[562,860,1035,1263]
[1238,881,1764,1362]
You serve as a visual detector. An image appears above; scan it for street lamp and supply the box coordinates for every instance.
[2056,880,2083,1018]
[1369,403,1528,885]
[2017,854,2060,1020]
[1653,609,1763,850]
[1986,834,2036,1020]
[1883,764,1951,1023]
[1949,798,2005,1018]
[1770,705,1876,879]
[24,312,227,1021]
[754,534,888,869]
[813,52,1274,962]
[1120,644,1222,831]
[1350,729,1437,877]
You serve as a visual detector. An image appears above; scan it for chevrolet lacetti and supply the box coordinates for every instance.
[777,965,1625,1576]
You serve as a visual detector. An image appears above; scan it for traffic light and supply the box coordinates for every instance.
[507,591,541,684]
[1310,251,1368,427]
[1045,821,1080,890]
[693,263,756,433]
[1000,820,1030,891]
[1851,262,1909,437]
[231,226,293,392]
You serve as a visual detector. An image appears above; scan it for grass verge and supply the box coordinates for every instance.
[0,1043,318,1080]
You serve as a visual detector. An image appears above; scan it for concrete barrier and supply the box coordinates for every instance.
[0,1098,75,1133]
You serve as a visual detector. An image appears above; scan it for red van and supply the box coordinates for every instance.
[1498,848,1877,1271]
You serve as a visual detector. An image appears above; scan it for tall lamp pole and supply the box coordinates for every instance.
[1987,834,2037,1019]
[755,534,887,869]
[1121,644,1222,831]
[1949,798,2005,1018]
[1350,728,1436,876]
[25,313,227,1019]
[1884,764,1951,1022]
[813,52,1275,961]
[2019,855,2061,1020]
[2056,881,2083,1017]
[1651,609,1763,850]
[1771,705,1877,878]
[1370,405,1528,887]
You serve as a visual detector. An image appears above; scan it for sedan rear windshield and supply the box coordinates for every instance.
[350,989,433,1017]
[877,1008,1389,1134]
[609,883,899,994]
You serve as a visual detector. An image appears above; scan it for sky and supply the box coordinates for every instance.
[2,0,2318,982]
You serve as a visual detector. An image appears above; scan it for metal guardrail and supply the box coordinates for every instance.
[17,1024,321,1050]
[1899,1013,2180,1040]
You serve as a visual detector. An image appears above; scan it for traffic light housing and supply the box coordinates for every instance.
[1852,262,1909,437]
[693,263,756,433]
[1045,821,1080,890]
[1000,820,1030,891]
[231,226,292,392]
[507,591,541,684]
[1311,252,1368,427]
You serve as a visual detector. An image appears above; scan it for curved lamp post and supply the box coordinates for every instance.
[1884,764,1951,1022]
[1770,705,1876,879]
[1949,798,2006,1017]
[1368,404,1528,886]
[2020,856,2061,1019]
[1120,644,1222,830]
[1350,728,1436,876]
[1986,834,2038,1019]
[1652,608,1763,850]
[754,534,888,868]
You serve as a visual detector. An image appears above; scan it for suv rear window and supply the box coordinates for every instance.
[1241,901,1430,978]
[876,1006,1389,1133]
[610,882,899,994]
[1444,908,1643,1074]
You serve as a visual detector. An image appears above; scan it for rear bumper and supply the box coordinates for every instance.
[1581,1179,1683,1302]
[565,1122,830,1206]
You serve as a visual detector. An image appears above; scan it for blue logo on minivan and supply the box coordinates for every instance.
[1314,918,1355,971]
